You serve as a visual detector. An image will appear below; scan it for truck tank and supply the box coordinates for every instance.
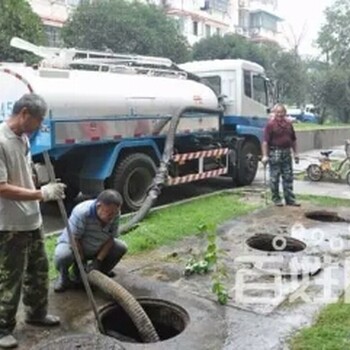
[0,66,218,121]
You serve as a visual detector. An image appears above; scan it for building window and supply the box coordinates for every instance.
[216,28,221,35]
[44,25,62,47]
[250,11,278,32]
[244,70,252,98]
[193,21,199,36]
[205,24,211,37]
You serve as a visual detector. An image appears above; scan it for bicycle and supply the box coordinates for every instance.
[306,141,350,185]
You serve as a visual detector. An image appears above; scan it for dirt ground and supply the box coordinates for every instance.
[13,188,350,350]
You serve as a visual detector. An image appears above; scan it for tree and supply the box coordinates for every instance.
[0,0,45,62]
[192,34,266,65]
[315,0,350,122]
[62,0,190,63]
[317,0,350,66]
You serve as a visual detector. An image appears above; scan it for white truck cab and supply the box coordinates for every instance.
[179,59,269,119]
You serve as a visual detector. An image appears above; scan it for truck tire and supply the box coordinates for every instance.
[235,141,259,186]
[109,153,157,212]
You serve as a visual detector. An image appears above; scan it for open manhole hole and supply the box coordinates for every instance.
[99,298,190,343]
[246,233,306,252]
[33,333,125,350]
[305,210,347,222]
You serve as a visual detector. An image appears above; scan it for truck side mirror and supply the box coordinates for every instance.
[218,94,228,106]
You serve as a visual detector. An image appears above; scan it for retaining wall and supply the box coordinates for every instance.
[296,128,350,152]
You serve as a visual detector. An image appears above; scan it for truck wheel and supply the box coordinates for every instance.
[235,141,259,186]
[109,153,157,212]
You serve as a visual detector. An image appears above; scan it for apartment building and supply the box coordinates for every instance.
[27,0,79,46]
[146,0,234,45]
[27,0,282,48]
[235,0,282,43]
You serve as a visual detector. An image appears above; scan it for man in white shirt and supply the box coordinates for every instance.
[0,93,66,349]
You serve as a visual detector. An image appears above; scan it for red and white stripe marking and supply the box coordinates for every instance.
[172,148,229,162]
[168,168,228,185]
[0,68,34,93]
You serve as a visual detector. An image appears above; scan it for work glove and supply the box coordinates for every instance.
[261,156,269,166]
[86,259,102,273]
[294,155,300,164]
[41,182,66,202]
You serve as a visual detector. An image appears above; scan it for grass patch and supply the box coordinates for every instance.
[289,196,350,349]
[45,192,259,279]
[291,300,350,350]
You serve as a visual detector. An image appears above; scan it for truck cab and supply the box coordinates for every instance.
[179,59,268,122]
[180,59,269,186]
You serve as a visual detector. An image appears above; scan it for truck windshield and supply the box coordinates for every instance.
[200,76,221,96]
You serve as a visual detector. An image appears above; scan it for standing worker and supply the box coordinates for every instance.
[0,94,66,349]
[54,189,127,293]
[261,103,300,207]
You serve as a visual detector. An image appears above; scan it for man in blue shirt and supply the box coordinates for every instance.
[54,189,127,292]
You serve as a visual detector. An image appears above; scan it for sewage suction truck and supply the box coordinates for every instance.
[0,38,269,211]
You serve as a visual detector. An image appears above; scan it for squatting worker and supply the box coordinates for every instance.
[261,103,300,207]
[54,189,127,293]
[0,94,66,349]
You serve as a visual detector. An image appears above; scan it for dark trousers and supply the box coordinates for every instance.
[54,239,127,277]
[0,229,49,336]
[268,148,296,204]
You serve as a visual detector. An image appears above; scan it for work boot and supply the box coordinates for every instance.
[273,200,283,207]
[0,334,18,349]
[286,202,301,207]
[54,269,72,293]
[25,314,60,327]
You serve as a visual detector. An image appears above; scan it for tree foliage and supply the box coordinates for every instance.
[62,0,190,63]
[312,0,350,122]
[0,0,45,63]
[317,0,350,66]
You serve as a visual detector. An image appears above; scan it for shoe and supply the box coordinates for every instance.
[0,334,18,349]
[25,314,60,327]
[286,202,301,207]
[54,276,73,293]
[274,201,283,207]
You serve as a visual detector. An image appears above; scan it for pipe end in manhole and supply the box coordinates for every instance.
[246,233,306,252]
[99,298,190,344]
[305,210,347,222]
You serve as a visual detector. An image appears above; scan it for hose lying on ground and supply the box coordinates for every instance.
[88,270,160,343]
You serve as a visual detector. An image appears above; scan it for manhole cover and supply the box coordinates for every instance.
[305,210,347,222]
[99,298,190,343]
[246,234,306,252]
[33,333,125,350]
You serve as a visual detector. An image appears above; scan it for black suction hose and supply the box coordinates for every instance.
[119,106,222,235]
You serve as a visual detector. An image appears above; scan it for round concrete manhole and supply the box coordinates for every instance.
[99,298,190,343]
[33,333,125,350]
[246,234,306,253]
[305,210,347,222]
